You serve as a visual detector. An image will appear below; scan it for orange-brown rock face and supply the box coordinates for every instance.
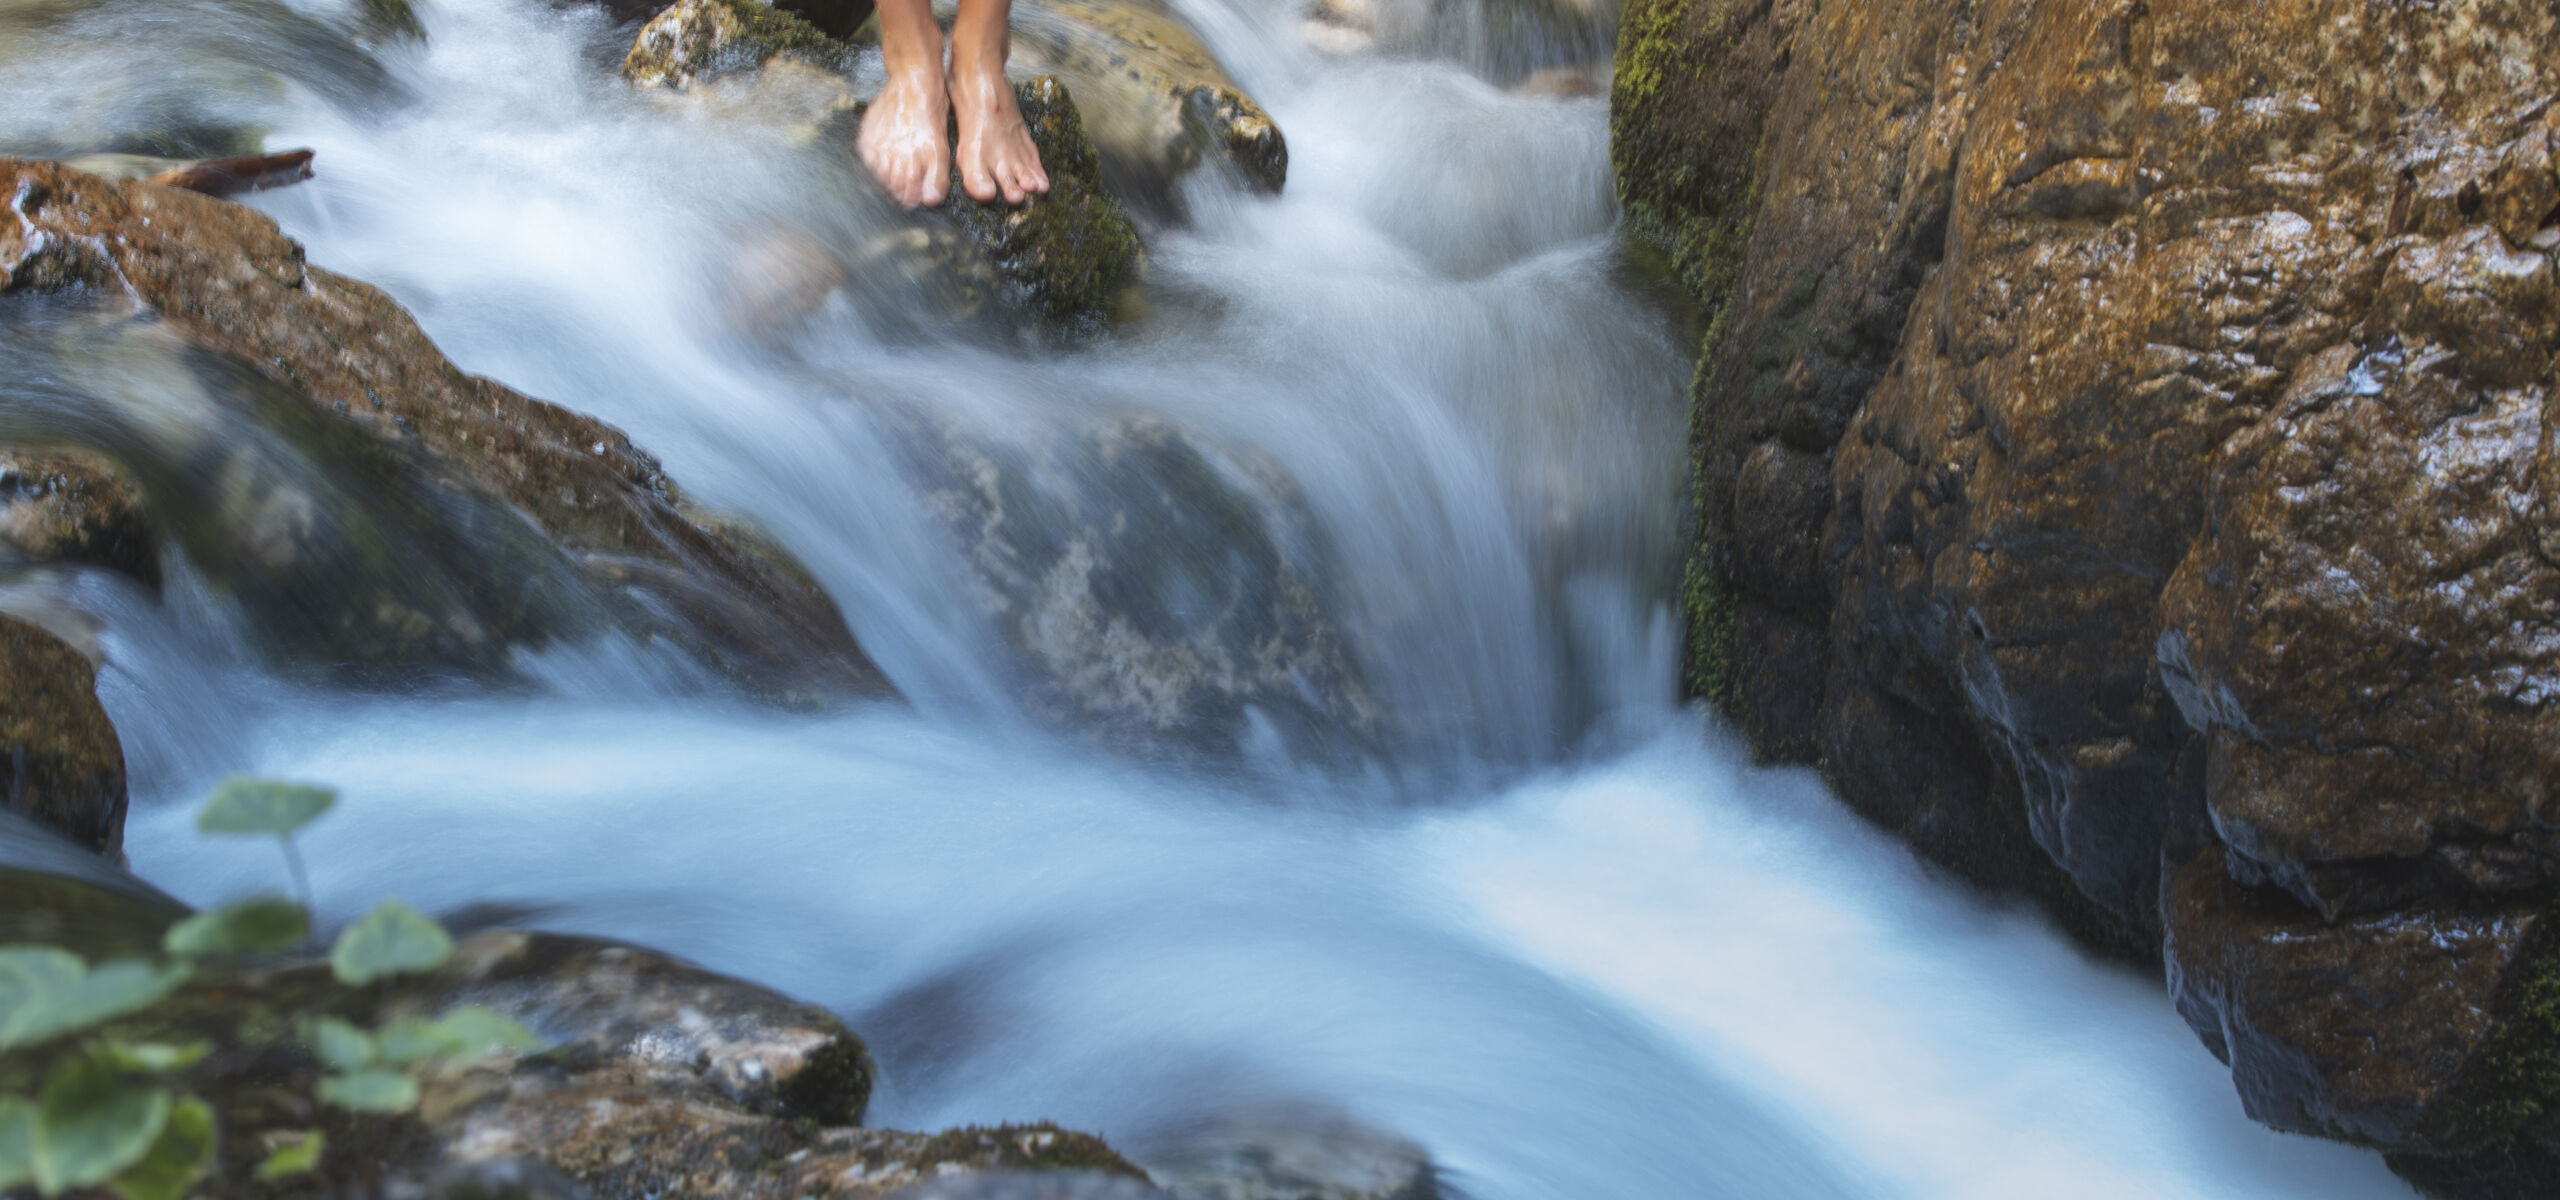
[1617,0,2560,1185]
[0,159,886,703]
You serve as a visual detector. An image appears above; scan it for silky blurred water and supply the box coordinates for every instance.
[3,0,2414,1193]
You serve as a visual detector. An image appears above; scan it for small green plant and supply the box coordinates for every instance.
[0,778,538,1197]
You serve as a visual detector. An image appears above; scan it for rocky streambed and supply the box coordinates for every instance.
[0,0,2495,1195]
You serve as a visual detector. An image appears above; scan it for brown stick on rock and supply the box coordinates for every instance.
[143,149,315,197]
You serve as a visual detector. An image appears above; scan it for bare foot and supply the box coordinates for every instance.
[946,45,1048,206]
[858,37,949,208]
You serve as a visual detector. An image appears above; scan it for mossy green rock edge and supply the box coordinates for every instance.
[1608,0,1770,741]
[933,76,1145,339]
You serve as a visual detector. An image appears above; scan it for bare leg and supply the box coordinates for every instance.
[858,0,949,207]
[948,0,1049,205]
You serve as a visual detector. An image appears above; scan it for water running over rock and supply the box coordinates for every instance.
[0,0,2430,1194]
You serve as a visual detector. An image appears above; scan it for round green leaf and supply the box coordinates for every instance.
[0,947,86,1047]
[316,1069,417,1113]
[0,954,189,1052]
[196,778,336,838]
[105,1095,211,1200]
[330,901,452,986]
[164,896,309,958]
[32,1061,170,1193]
[0,1095,36,1191]
[370,1017,448,1066]
[369,1006,538,1066]
[301,1017,375,1071]
[95,1041,210,1075]
[434,1006,540,1058]
[255,1130,324,1181]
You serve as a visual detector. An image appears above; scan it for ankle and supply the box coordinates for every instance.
[947,31,1006,78]
[879,25,946,79]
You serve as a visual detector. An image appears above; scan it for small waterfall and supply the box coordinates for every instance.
[0,0,2412,1194]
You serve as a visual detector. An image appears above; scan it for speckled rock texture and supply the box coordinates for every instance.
[0,910,1152,1199]
[0,449,156,585]
[622,0,850,88]
[889,408,1378,768]
[1135,1102,1440,1200]
[1614,0,2560,1188]
[0,158,885,702]
[1008,0,1287,210]
[0,614,125,857]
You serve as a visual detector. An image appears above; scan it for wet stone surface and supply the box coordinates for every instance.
[1613,0,2560,1185]
[0,157,886,702]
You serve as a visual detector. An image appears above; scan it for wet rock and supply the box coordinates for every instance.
[774,0,873,42]
[1614,0,2560,1181]
[430,930,875,1123]
[1007,0,1287,207]
[1297,0,1374,57]
[1139,1104,1439,1200]
[621,0,849,88]
[0,913,1151,1198]
[0,808,180,955]
[624,11,1140,338]
[0,157,887,701]
[0,0,405,159]
[891,409,1378,767]
[0,448,156,584]
[0,613,127,858]
[58,148,316,199]
[924,76,1144,335]
[2164,847,2557,1152]
[893,1172,1171,1200]
[143,147,317,196]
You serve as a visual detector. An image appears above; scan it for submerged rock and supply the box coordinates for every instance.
[890,409,1378,767]
[893,1173,1171,1200]
[0,0,406,160]
[1139,1103,1439,1200]
[0,158,887,701]
[1615,0,2560,1184]
[1007,0,1286,207]
[0,808,185,956]
[0,615,126,858]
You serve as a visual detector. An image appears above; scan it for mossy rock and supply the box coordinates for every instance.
[926,77,1144,338]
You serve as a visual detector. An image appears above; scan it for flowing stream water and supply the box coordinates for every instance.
[4,0,2421,1193]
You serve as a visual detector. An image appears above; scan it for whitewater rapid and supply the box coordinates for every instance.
[12,0,2422,1192]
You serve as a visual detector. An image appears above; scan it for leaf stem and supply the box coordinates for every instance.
[277,835,315,938]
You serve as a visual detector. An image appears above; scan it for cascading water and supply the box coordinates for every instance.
[2,0,2418,1194]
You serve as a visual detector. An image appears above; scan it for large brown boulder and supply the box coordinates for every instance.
[0,158,885,703]
[1616,0,2560,1186]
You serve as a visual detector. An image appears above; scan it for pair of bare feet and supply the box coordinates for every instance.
[857,4,1049,210]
